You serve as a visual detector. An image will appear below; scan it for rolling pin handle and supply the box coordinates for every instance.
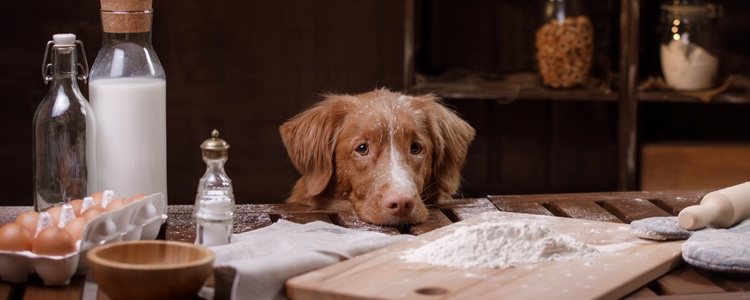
[678,203,720,230]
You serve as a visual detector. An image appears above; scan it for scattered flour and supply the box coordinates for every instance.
[400,222,599,269]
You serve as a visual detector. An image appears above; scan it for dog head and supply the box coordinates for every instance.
[280,89,475,225]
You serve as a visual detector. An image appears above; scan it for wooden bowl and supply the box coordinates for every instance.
[87,240,214,300]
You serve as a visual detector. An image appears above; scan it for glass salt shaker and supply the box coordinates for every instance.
[659,0,720,91]
[33,33,96,212]
[194,129,235,246]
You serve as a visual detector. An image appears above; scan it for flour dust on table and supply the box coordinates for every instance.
[400,221,599,269]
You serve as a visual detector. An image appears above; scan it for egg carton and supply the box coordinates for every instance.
[0,192,167,286]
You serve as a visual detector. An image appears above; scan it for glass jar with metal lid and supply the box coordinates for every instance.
[535,0,593,88]
[659,0,720,91]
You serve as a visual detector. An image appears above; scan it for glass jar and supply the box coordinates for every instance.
[89,0,167,201]
[659,0,720,91]
[536,0,593,88]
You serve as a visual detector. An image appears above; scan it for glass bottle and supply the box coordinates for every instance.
[33,33,96,212]
[89,0,167,201]
[536,0,593,88]
[659,0,719,91]
[194,130,235,247]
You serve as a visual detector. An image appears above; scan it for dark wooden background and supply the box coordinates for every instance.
[1,1,407,206]
[2,0,749,206]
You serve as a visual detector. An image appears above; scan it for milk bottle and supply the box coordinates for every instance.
[89,0,167,202]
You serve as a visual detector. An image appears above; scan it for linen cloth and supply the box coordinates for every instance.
[206,220,412,300]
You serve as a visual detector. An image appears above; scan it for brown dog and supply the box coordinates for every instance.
[280,89,475,225]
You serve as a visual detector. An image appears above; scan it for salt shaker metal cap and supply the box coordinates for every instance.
[201,129,230,160]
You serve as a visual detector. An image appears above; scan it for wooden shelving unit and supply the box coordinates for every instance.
[638,91,750,103]
[402,0,750,194]
[411,72,617,101]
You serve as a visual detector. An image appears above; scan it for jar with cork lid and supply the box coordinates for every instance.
[89,0,167,203]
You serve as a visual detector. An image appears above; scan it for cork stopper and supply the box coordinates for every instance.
[101,0,152,11]
[100,0,153,33]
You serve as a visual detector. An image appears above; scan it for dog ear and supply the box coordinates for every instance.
[280,95,352,197]
[415,94,476,201]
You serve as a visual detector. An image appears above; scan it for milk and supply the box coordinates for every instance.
[89,77,167,201]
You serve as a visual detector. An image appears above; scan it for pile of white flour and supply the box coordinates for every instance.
[400,222,599,269]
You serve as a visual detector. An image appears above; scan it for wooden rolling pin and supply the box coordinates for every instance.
[678,182,750,230]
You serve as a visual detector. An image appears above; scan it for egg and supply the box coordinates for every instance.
[15,211,39,233]
[0,223,34,251]
[106,198,128,211]
[128,194,146,203]
[82,206,107,221]
[63,217,88,241]
[69,199,84,216]
[46,206,62,227]
[32,226,77,255]
[90,191,104,207]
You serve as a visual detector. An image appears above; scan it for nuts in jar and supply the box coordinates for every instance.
[535,15,594,88]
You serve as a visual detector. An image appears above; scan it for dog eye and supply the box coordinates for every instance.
[410,143,422,155]
[355,143,369,156]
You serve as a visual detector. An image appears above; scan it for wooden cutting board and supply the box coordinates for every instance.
[286,211,684,299]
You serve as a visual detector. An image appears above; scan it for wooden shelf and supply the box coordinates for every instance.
[410,72,617,102]
[638,91,750,104]
[404,0,750,192]
[413,81,750,104]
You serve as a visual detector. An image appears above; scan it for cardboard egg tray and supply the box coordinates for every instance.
[0,193,167,286]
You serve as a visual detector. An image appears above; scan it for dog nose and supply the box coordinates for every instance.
[384,194,415,216]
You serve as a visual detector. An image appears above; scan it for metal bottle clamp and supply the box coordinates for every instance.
[41,39,89,84]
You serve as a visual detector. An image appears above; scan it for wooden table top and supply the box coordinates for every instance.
[2,190,749,299]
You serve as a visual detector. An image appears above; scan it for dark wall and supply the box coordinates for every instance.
[0,1,406,206]
[14,1,739,207]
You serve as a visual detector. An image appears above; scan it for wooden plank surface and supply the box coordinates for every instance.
[548,201,623,223]
[655,266,726,295]
[490,200,555,216]
[489,190,709,203]
[1,191,737,299]
[22,275,85,300]
[287,212,685,300]
[274,212,332,224]
[627,286,659,298]
[712,275,750,292]
[0,282,12,300]
[232,213,274,234]
[599,198,672,223]
[650,195,702,216]
[407,209,453,235]
[165,212,198,243]
[334,211,400,235]
[438,198,498,221]
[629,292,750,300]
